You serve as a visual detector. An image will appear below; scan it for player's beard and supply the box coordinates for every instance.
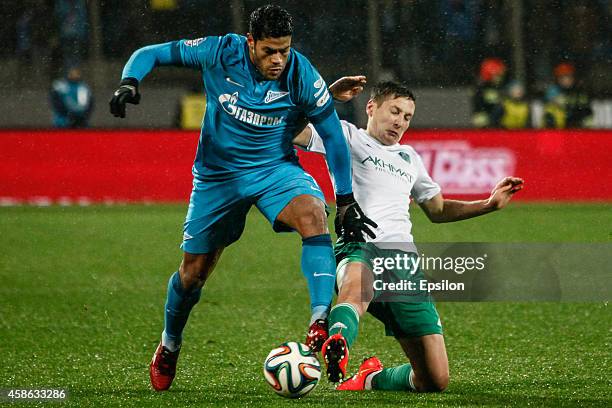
[258,62,284,80]
[253,52,284,80]
[265,68,283,80]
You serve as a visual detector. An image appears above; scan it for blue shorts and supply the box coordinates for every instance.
[181,162,326,254]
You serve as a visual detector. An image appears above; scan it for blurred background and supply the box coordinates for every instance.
[2,0,611,206]
[1,0,611,129]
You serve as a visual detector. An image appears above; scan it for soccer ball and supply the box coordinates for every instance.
[263,341,321,398]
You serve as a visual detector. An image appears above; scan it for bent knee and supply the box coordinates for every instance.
[295,208,327,236]
[420,373,449,393]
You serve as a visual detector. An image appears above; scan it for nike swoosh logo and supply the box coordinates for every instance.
[313,272,335,277]
[115,85,136,97]
[226,77,245,87]
[354,211,361,220]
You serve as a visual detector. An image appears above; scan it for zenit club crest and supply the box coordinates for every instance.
[264,90,289,104]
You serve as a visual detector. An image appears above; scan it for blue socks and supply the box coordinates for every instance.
[161,234,334,349]
[301,234,336,323]
[162,271,202,351]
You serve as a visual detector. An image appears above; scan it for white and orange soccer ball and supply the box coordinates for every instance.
[263,341,321,398]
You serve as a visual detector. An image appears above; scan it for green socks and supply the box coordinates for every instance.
[328,303,360,348]
[371,364,416,391]
[328,303,416,392]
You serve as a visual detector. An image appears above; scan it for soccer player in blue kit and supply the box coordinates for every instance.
[109,5,376,391]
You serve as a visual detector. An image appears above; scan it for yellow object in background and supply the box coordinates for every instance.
[151,0,177,11]
[501,99,530,129]
[544,103,567,129]
[180,94,206,130]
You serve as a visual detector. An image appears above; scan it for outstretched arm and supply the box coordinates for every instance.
[121,42,182,82]
[110,35,225,118]
[419,177,524,223]
[110,42,181,118]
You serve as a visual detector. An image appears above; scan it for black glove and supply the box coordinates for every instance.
[109,77,141,118]
[335,193,378,242]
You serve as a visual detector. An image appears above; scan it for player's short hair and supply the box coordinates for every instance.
[249,5,293,41]
[370,81,416,105]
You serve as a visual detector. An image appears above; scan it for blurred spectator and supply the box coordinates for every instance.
[543,87,567,129]
[54,0,89,69]
[544,62,593,128]
[472,57,506,128]
[49,66,94,128]
[500,80,530,129]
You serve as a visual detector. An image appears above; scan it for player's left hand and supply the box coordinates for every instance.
[487,177,524,210]
[329,76,367,103]
[109,78,141,118]
[335,193,378,242]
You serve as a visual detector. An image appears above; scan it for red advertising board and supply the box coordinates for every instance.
[1,129,610,204]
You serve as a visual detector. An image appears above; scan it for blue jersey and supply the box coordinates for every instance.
[177,35,333,179]
[122,34,352,193]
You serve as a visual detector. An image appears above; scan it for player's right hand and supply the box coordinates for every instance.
[335,193,378,242]
[329,75,367,103]
[109,78,141,118]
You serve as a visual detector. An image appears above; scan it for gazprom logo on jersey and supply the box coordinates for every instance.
[218,92,285,127]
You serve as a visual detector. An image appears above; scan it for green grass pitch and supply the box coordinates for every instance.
[1,203,610,407]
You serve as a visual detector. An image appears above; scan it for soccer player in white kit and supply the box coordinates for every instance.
[293,79,524,391]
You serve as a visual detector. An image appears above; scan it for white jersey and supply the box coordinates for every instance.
[306,120,440,251]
